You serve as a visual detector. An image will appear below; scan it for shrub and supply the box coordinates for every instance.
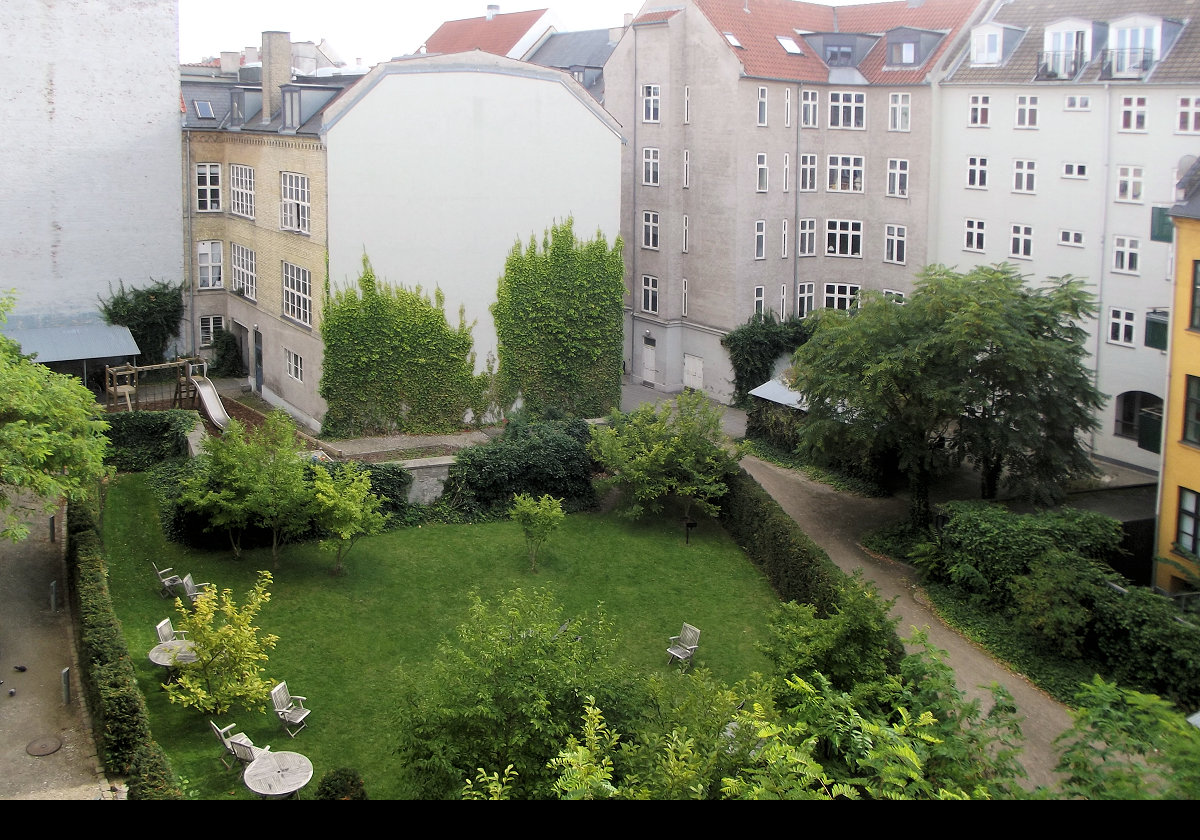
[315,767,370,800]
[105,410,199,473]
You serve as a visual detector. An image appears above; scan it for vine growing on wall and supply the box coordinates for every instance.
[491,218,625,418]
[319,255,488,437]
[98,279,185,363]
[721,313,812,407]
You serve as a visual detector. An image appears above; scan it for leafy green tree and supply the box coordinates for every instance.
[97,279,184,363]
[0,294,111,541]
[509,493,564,572]
[165,571,279,715]
[245,410,312,567]
[311,461,388,576]
[180,417,256,558]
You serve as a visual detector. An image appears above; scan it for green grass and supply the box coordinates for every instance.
[103,474,779,800]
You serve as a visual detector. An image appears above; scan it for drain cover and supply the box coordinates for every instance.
[27,736,62,756]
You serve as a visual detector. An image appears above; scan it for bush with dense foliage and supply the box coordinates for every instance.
[97,279,185,364]
[721,313,811,407]
[104,410,198,473]
[315,767,369,800]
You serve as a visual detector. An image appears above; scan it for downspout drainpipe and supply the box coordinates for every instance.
[792,82,802,322]
[630,23,640,377]
[184,130,196,358]
[1092,81,1113,457]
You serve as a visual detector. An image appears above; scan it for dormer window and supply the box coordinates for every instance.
[282,88,301,130]
[826,45,853,66]
[1040,20,1091,80]
[1109,15,1161,78]
[723,32,743,48]
[777,35,803,55]
[194,100,215,119]
[230,89,245,127]
[972,29,1001,65]
[889,41,916,65]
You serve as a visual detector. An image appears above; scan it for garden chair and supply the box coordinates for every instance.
[271,681,311,738]
[210,720,264,770]
[667,623,700,668]
[156,618,187,644]
[179,573,213,605]
[229,735,272,767]
[152,562,182,598]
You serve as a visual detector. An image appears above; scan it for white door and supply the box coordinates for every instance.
[683,353,703,391]
[642,338,657,385]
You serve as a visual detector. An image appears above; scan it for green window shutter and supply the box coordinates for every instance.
[1145,310,1169,350]
[1138,405,1163,453]
[1151,206,1175,243]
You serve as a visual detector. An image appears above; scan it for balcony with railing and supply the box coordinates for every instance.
[1035,49,1086,80]
[1101,47,1156,79]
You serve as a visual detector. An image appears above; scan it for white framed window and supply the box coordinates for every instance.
[682,214,689,253]
[801,89,818,127]
[756,153,768,192]
[757,87,768,126]
[797,282,815,317]
[681,278,688,317]
[781,220,789,258]
[754,220,766,260]
[1116,165,1144,202]
[683,149,691,188]
[1112,21,1160,77]
[969,94,990,126]
[285,348,304,382]
[280,172,310,233]
[231,242,257,300]
[194,100,215,119]
[199,315,224,347]
[783,153,790,192]
[282,262,312,325]
[972,30,1001,65]
[824,282,860,310]
[884,224,907,265]
[889,92,910,131]
[827,155,864,192]
[829,91,865,129]
[889,41,917,65]
[1178,96,1200,133]
[884,289,906,304]
[754,285,765,315]
[965,218,986,251]
[778,35,803,55]
[195,163,221,211]
[1059,229,1085,247]
[1063,162,1088,178]
[887,159,909,197]
[1065,94,1091,111]
[197,241,222,288]
[1120,95,1147,132]
[798,219,816,256]
[825,219,863,257]
[643,84,660,122]
[799,154,817,191]
[1108,308,1136,346]
[967,156,988,189]
[785,88,792,127]
[642,211,660,249]
[780,284,788,316]
[643,147,660,186]
[684,86,690,124]
[230,164,255,218]
[1113,235,1141,274]
[1010,224,1033,259]
[1013,159,1036,193]
[1015,94,1039,128]
[641,274,659,313]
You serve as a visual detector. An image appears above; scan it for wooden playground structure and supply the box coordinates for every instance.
[104,358,207,412]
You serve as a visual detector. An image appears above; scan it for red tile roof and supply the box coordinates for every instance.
[423,8,550,57]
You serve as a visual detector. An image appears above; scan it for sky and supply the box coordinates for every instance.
[179,0,863,66]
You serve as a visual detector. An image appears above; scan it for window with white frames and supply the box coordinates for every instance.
[781,220,789,258]
[643,84,660,122]
[754,286,765,315]
[684,86,690,124]
[783,153,790,192]
[643,148,660,186]
[642,211,660,249]
[199,315,224,347]
[1013,160,1036,193]
[885,224,907,264]
[642,275,659,313]
[754,220,766,260]
[969,94,990,126]
[967,156,988,188]
[965,219,986,251]
[800,154,817,191]
[972,30,1001,65]
[757,87,768,126]
[785,89,792,127]
[194,100,215,119]
[826,219,863,257]
[1044,26,1090,78]
[887,159,909,197]
[825,283,860,310]
[1015,95,1039,128]
[231,242,256,299]
[1010,224,1033,259]
[797,282,815,317]
[682,214,689,253]
[285,348,303,382]
[282,262,312,325]
[829,92,865,129]
[889,93,910,131]
[1114,235,1140,273]
[683,149,691,188]
[827,155,864,192]
[1112,19,1160,76]
[280,172,309,233]
[1059,229,1084,247]
[798,219,816,256]
[1108,308,1136,346]
[756,153,768,192]
[230,164,254,218]
[1179,96,1200,133]
[1063,162,1088,178]
[778,35,803,55]
[1065,94,1091,111]
[780,284,788,315]
[1117,165,1144,202]
[197,241,222,288]
[801,89,818,127]
[884,290,906,304]
[724,32,743,48]
[1120,95,1147,131]
[889,40,917,65]
[195,163,221,211]
[681,278,688,317]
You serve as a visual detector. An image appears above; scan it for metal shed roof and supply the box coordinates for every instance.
[2,324,141,363]
[749,378,807,410]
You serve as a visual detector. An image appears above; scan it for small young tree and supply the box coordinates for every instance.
[509,493,565,572]
[244,410,312,567]
[180,417,256,558]
[311,461,388,576]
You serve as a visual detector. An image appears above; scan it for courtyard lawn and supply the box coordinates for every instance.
[102,473,780,800]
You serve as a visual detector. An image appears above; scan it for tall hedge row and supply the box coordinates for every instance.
[104,410,198,473]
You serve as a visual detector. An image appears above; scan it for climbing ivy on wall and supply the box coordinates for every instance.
[98,279,185,364]
[319,256,487,437]
[491,218,625,418]
[721,313,812,407]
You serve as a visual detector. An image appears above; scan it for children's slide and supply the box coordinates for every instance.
[190,375,232,431]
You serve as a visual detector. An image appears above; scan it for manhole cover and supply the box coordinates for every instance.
[27,736,62,756]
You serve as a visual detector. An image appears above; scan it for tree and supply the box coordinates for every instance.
[180,417,257,558]
[164,571,279,715]
[509,493,564,572]
[311,461,388,575]
[97,278,184,364]
[588,388,741,520]
[244,410,312,567]
[0,294,111,541]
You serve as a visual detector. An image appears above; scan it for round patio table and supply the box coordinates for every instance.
[147,639,197,667]
[244,751,314,799]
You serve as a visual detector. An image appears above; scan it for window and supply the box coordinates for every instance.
[197,241,222,288]
[643,148,660,186]
[887,159,909,197]
[195,163,221,211]
[1015,94,1039,128]
[967,156,988,188]
[754,286,765,315]
[1114,391,1162,448]
[778,35,803,55]
[754,220,766,260]
[1185,376,1200,445]
[785,89,792,127]
[884,290,906,304]
[1013,160,1036,193]
[827,155,864,192]
[1109,307,1136,346]
[824,282,860,310]
[682,214,689,253]
[681,278,688,317]
[230,164,255,218]
[724,31,743,48]
[282,89,300,130]
[829,92,865,129]
[969,94,990,126]
[799,154,817,191]
[1146,310,1169,349]
[641,275,659,313]
[1114,235,1140,273]
[684,86,690,124]
[801,89,818,127]
[972,30,1000,65]
[1120,95,1147,131]
[1063,162,1088,178]
[1192,261,1200,329]
[798,219,816,256]
[965,218,986,251]
[757,87,768,126]
[1010,224,1033,259]
[826,219,863,257]
[1112,22,1159,77]
[231,242,256,299]
[1065,94,1091,111]
[1179,96,1200,133]
[280,172,310,233]
[642,84,660,122]
[285,349,303,382]
[199,315,224,347]
[884,224,907,265]
[683,149,691,188]
[826,44,853,66]
[1178,487,1200,556]
[1117,165,1144,202]
[282,262,311,326]
[889,93,910,131]
[642,211,660,249]
[756,153,769,192]
[1059,229,1085,247]
[781,220,789,258]
[797,282,815,317]
[780,284,788,315]
[194,100,215,119]
[890,41,917,65]
[783,153,790,192]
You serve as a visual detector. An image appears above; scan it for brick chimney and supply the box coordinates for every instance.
[219,51,240,76]
[260,31,292,125]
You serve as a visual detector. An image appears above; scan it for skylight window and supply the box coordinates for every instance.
[194,100,215,119]
[777,35,803,55]
[724,32,743,48]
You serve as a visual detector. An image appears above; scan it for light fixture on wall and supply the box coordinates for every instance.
[644,329,652,336]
